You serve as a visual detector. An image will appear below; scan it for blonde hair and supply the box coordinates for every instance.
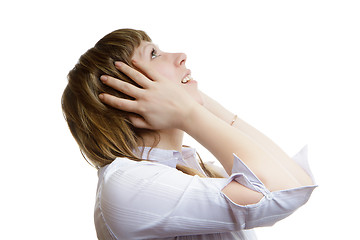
[61,28,223,178]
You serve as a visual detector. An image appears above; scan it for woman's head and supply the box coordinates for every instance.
[61,28,218,177]
[62,29,153,168]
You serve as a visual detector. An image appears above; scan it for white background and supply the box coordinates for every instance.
[1,0,359,239]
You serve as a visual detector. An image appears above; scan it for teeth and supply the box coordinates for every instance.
[181,75,193,83]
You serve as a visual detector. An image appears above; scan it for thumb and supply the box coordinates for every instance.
[128,114,153,130]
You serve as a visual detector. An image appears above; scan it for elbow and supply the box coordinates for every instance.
[244,185,317,229]
[222,180,317,229]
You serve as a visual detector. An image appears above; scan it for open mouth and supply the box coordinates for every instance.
[181,74,193,84]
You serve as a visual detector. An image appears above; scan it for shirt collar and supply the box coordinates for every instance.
[137,146,197,168]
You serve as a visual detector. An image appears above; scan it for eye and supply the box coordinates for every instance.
[151,48,160,59]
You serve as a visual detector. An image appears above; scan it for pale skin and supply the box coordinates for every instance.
[99,41,313,205]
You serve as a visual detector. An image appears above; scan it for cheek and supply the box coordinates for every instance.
[153,65,178,82]
[161,70,178,81]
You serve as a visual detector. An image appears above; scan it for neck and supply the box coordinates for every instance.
[139,129,184,152]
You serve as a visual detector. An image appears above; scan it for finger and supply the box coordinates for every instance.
[114,61,152,88]
[100,75,143,99]
[99,93,139,113]
[132,59,165,83]
[128,114,153,129]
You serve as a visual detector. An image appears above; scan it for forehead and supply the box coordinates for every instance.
[132,41,154,60]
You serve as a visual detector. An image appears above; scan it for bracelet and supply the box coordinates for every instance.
[230,115,238,126]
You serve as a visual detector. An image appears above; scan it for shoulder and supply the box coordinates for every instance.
[99,157,196,203]
[102,157,182,183]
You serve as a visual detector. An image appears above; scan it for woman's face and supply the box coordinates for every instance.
[132,41,203,104]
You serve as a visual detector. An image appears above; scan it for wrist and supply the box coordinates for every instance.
[199,91,236,125]
[199,91,211,110]
[179,103,206,132]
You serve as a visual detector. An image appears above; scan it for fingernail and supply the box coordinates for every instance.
[99,94,104,100]
[100,75,107,82]
[115,61,123,68]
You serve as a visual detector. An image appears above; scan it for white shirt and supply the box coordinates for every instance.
[94,146,316,239]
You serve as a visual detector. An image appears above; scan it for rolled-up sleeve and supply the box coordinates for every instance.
[98,146,317,239]
[222,145,317,229]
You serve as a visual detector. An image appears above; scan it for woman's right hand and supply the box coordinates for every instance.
[99,61,200,130]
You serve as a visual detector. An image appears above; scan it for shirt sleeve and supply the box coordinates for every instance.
[99,147,317,239]
[224,145,317,229]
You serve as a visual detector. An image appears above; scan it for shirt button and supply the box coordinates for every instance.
[266,193,274,200]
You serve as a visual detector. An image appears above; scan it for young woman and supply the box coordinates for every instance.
[62,28,316,239]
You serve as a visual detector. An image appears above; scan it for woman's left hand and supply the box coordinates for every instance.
[99,61,200,130]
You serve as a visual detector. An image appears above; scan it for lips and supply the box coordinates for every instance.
[181,74,193,83]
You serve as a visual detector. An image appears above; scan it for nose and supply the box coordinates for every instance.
[174,52,187,66]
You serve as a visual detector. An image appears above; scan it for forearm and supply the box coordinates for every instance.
[200,91,235,125]
[185,100,312,191]
[201,91,313,186]
[231,117,313,186]
[201,91,288,163]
